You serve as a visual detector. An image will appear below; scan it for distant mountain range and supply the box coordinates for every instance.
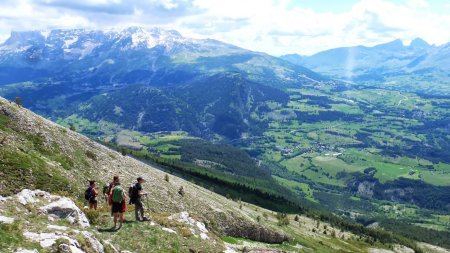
[0,27,323,87]
[0,27,328,139]
[281,38,450,95]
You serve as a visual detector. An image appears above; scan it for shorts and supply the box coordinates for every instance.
[112,201,124,213]
[89,197,97,204]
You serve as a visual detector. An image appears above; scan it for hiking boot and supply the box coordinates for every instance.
[142,217,150,221]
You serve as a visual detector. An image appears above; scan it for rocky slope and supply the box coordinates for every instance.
[1,96,449,253]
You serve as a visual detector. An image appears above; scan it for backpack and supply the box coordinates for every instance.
[84,187,93,200]
[102,184,109,195]
[128,184,139,204]
[111,185,124,203]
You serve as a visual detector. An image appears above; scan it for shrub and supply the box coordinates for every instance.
[83,209,100,225]
[15,97,22,107]
[85,150,97,161]
[276,213,290,226]
[179,227,193,238]
[331,230,336,238]
[178,186,185,196]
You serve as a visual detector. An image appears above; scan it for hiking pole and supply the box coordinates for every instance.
[144,194,152,214]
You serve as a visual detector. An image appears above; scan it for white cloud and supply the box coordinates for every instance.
[179,0,450,55]
[0,0,449,55]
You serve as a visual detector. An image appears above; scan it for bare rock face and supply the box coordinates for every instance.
[13,189,90,228]
[23,231,80,249]
[224,224,289,244]
[38,197,90,228]
[219,214,290,244]
[22,230,105,253]
[169,211,210,240]
[16,189,55,205]
[357,181,376,197]
[1,189,108,253]
[81,231,105,253]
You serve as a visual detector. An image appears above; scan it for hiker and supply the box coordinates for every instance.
[85,180,99,210]
[107,176,120,206]
[102,182,109,203]
[130,177,149,221]
[111,179,126,229]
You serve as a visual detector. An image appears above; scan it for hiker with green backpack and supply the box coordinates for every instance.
[111,179,127,229]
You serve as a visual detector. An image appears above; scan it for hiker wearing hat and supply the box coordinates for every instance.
[129,176,149,221]
[85,180,99,210]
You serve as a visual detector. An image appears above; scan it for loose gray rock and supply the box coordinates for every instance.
[0,215,14,224]
[38,197,90,228]
[14,249,38,253]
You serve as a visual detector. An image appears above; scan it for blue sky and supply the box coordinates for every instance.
[0,0,449,55]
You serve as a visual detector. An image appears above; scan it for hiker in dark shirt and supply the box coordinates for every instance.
[88,180,99,210]
[132,177,149,221]
[102,182,109,203]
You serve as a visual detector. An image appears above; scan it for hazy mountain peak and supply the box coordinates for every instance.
[409,37,430,49]
[373,38,404,50]
[4,31,45,46]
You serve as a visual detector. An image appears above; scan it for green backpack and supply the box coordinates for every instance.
[111,185,124,203]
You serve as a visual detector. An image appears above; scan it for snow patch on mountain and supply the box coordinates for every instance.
[63,36,78,48]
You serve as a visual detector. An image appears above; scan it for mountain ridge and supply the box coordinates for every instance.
[0,27,327,140]
[0,26,324,87]
[280,37,450,95]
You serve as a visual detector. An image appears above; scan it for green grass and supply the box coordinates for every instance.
[222,236,241,245]
[0,114,10,130]
[312,156,363,177]
[341,149,450,185]
[0,222,41,251]
[280,154,311,174]
[273,176,316,202]
[0,149,72,196]
[95,211,224,253]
